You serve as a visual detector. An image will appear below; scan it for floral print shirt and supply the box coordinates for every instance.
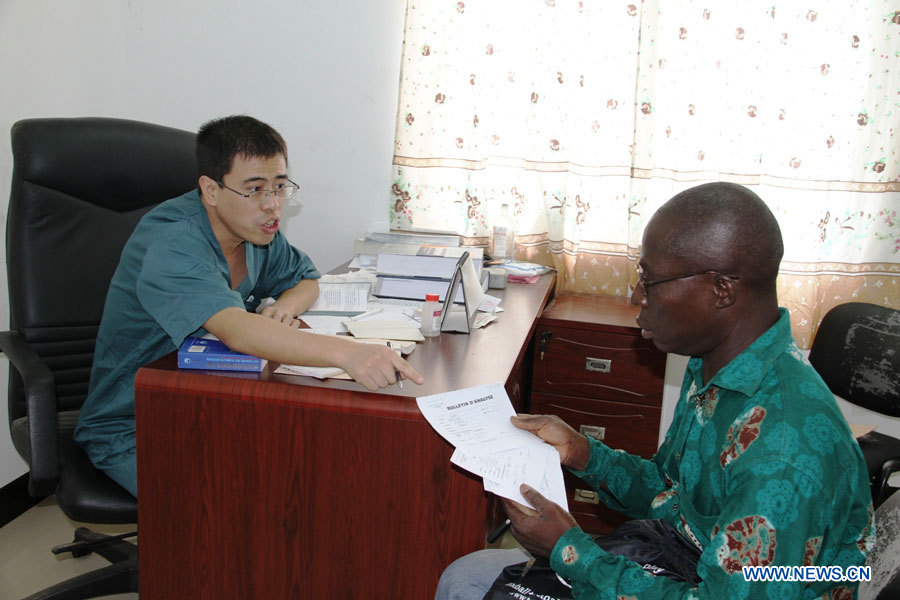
[550,308,875,600]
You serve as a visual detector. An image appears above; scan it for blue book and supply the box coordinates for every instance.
[177,336,267,372]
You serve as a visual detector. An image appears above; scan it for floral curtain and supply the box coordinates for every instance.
[389,1,899,347]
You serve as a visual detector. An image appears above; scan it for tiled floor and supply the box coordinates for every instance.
[0,497,137,600]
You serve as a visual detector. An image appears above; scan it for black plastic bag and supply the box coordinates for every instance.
[482,519,701,600]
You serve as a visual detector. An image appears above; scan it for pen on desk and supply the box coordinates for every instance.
[487,519,511,543]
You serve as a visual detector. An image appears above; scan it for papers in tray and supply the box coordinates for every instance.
[415,382,568,510]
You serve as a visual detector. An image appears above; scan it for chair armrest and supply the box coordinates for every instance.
[0,330,60,496]
[876,457,900,509]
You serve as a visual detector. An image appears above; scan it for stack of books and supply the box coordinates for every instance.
[357,231,486,303]
[178,336,267,372]
[352,231,465,269]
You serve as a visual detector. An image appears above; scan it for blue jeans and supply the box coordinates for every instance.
[434,548,529,600]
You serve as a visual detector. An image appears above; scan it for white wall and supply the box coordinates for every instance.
[0,0,408,486]
[659,354,688,448]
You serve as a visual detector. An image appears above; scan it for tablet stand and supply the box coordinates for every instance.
[440,251,480,333]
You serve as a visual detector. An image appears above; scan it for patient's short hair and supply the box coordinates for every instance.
[657,182,784,293]
[196,115,287,184]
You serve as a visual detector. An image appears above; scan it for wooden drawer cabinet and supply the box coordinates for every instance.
[533,328,663,406]
[531,393,661,458]
[529,293,666,534]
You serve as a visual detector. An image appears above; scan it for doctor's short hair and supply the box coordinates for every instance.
[196,115,288,184]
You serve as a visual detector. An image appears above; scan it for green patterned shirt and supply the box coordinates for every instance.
[550,308,874,600]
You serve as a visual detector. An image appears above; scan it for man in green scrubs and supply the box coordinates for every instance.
[74,115,422,496]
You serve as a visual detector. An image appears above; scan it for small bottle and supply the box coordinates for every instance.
[420,293,442,337]
[492,203,516,260]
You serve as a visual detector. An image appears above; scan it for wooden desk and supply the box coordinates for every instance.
[134,273,555,599]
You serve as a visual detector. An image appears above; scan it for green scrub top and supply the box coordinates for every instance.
[74,190,320,467]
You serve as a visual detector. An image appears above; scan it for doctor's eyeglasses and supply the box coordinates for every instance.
[217,179,300,205]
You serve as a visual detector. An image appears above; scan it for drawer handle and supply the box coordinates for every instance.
[574,488,600,504]
[579,424,605,441]
[585,357,611,373]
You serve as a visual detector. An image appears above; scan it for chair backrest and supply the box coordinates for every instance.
[807,302,900,417]
[7,117,197,425]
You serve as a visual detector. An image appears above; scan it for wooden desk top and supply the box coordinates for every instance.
[140,271,556,405]
[539,292,640,334]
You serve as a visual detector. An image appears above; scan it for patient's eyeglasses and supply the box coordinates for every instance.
[636,265,739,298]
[217,179,299,205]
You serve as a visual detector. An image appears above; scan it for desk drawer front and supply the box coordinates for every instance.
[531,392,661,458]
[532,392,661,534]
[563,470,629,534]
[533,327,665,405]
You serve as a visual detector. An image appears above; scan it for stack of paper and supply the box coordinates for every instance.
[345,319,425,342]
[351,230,476,270]
[375,252,483,280]
[352,237,478,268]
[373,257,491,307]
[415,382,568,510]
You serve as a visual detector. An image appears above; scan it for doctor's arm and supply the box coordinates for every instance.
[259,278,319,327]
[203,306,423,391]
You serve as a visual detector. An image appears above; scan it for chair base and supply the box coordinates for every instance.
[23,528,138,600]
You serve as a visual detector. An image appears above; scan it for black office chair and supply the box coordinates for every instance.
[1,117,196,598]
[808,302,900,509]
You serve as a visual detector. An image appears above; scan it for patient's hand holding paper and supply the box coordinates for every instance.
[416,382,568,511]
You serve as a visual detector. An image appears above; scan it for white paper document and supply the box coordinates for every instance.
[416,382,568,510]
[303,283,369,315]
[473,313,498,329]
